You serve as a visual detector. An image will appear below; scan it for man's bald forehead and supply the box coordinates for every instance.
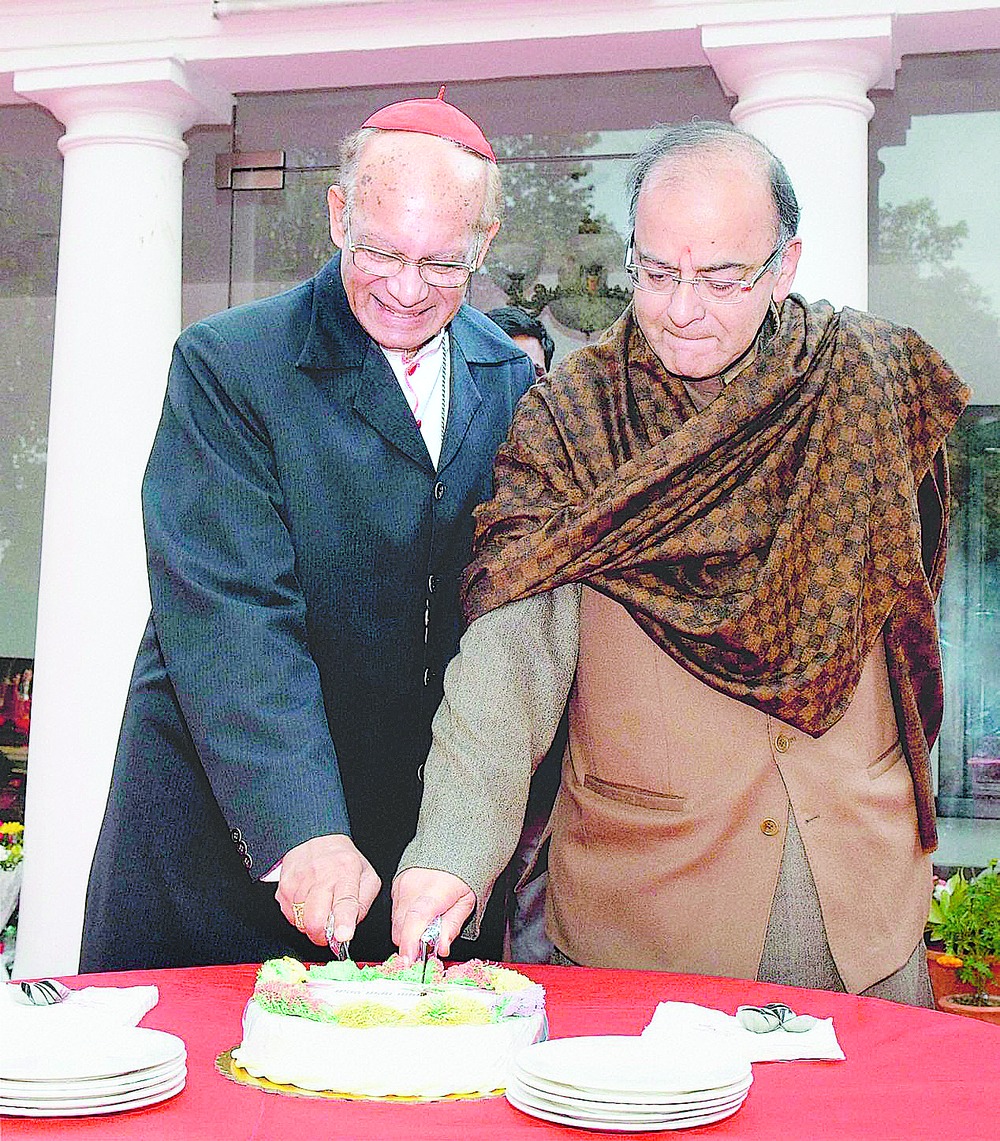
[627,121,799,241]
[356,130,489,184]
[642,141,768,198]
[637,142,781,241]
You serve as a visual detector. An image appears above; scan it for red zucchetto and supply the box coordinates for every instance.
[361,86,496,163]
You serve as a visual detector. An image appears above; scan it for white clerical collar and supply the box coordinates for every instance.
[380,331,450,468]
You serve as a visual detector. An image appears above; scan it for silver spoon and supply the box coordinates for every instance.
[12,979,72,1006]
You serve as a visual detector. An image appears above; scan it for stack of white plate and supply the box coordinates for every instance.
[507,1034,752,1132]
[0,1026,186,1118]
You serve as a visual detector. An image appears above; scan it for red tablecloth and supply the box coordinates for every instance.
[2,962,997,1140]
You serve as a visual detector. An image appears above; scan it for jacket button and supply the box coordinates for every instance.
[428,574,437,594]
[774,733,792,754]
[417,763,425,783]
[433,481,445,500]
[760,818,780,837]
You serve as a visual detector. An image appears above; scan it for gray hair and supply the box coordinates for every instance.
[626,121,800,244]
[337,126,504,236]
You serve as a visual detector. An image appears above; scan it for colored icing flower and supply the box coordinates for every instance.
[496,984,546,1018]
[259,956,309,984]
[310,959,363,982]
[407,995,492,1025]
[335,1002,406,1028]
[443,960,492,988]
[489,967,535,994]
[365,954,444,984]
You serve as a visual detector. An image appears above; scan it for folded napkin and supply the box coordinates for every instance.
[641,1001,845,1063]
[1,980,159,1033]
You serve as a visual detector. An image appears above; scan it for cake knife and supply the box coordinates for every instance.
[325,913,351,962]
[419,915,442,984]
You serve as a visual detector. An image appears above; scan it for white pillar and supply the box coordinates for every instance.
[11,59,231,978]
[704,18,899,310]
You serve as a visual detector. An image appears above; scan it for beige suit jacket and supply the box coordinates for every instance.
[547,589,931,993]
[399,585,931,993]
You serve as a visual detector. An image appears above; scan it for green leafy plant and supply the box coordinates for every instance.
[927,860,1000,1005]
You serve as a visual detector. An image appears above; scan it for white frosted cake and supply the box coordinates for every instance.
[231,955,547,1098]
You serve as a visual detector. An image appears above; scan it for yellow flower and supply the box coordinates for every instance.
[937,953,964,968]
[0,822,24,838]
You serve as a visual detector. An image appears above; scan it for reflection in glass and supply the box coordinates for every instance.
[229,135,640,360]
[939,409,1000,820]
[870,54,1000,834]
[0,109,61,658]
[473,135,636,359]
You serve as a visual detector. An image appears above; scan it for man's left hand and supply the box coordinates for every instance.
[276,834,381,948]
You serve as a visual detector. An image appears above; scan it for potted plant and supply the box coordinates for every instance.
[926,860,1000,1023]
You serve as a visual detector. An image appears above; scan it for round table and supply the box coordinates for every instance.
[3,961,997,1139]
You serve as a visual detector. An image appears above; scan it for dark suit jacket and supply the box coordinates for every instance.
[81,256,534,969]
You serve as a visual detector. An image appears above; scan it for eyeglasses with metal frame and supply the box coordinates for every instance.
[344,216,480,288]
[623,233,786,305]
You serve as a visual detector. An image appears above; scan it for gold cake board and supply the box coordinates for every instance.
[216,1050,503,1103]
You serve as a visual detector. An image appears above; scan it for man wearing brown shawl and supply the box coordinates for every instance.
[392,122,969,1003]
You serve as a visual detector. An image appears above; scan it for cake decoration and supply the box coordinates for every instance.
[226,954,547,1099]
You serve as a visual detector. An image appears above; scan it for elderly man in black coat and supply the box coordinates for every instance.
[81,93,534,970]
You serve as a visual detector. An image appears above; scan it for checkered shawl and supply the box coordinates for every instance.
[463,296,969,849]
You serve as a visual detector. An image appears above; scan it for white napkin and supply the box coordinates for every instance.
[641,1000,845,1063]
[1,980,159,1034]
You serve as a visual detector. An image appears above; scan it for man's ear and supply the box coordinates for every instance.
[772,237,802,304]
[474,219,502,267]
[328,185,348,248]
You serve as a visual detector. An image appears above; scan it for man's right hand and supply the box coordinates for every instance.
[275,834,381,948]
[391,867,476,963]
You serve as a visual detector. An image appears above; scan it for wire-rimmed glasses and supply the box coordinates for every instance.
[624,233,786,304]
[344,217,479,288]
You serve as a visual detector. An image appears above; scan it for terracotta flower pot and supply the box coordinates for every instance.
[926,946,1000,1008]
[936,993,1000,1025]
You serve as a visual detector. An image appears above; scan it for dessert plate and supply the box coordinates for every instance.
[0,1057,185,1099]
[512,1063,753,1106]
[0,1063,186,1104]
[507,1075,749,1122]
[0,1075,186,1117]
[514,1034,751,1096]
[0,1027,185,1083]
[505,1086,746,1132]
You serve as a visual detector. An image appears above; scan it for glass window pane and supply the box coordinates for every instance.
[468,140,637,361]
[871,52,1000,856]
[229,167,335,308]
[0,106,61,659]
[230,71,733,361]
